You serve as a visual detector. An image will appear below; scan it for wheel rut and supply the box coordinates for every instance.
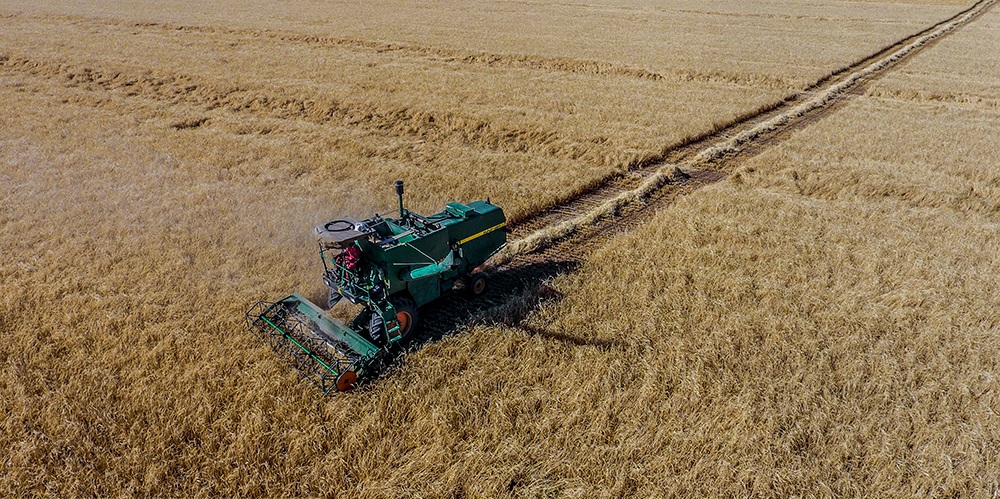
[508,0,996,236]
[410,0,997,350]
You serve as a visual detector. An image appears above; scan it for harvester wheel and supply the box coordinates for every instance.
[336,370,358,392]
[391,296,420,340]
[468,273,488,296]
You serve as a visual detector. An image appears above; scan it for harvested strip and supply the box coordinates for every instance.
[499,0,997,260]
[694,0,997,163]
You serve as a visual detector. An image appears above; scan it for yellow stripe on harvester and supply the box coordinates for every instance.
[458,222,507,245]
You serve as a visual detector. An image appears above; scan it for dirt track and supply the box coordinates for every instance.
[412,0,998,352]
[507,0,997,240]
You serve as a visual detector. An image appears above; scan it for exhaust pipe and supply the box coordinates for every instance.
[395,179,405,219]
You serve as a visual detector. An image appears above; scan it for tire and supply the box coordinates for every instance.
[391,296,420,340]
[368,312,385,344]
[467,273,488,296]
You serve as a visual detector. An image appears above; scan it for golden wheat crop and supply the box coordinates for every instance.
[0,0,961,222]
[516,7,1000,494]
[2,0,997,496]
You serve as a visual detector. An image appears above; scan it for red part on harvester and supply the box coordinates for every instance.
[342,244,362,271]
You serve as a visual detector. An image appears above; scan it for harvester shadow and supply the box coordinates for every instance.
[363,258,620,386]
[420,259,579,336]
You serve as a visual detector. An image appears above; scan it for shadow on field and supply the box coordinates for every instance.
[361,258,621,384]
[416,258,579,341]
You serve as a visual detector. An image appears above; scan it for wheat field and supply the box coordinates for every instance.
[0,0,962,222]
[2,0,999,496]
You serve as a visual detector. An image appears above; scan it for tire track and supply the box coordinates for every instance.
[502,0,997,250]
[412,0,997,346]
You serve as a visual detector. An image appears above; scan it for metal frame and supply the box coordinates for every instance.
[246,300,375,394]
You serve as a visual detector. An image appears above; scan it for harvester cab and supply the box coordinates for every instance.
[247,181,507,394]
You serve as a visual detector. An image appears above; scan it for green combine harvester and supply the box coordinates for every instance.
[246,181,507,393]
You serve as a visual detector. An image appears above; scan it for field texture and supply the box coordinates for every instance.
[0,0,960,222]
[512,6,1000,495]
[2,0,998,496]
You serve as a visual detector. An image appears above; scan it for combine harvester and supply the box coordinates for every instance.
[247,181,507,393]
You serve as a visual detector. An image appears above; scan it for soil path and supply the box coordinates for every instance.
[412,0,997,349]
